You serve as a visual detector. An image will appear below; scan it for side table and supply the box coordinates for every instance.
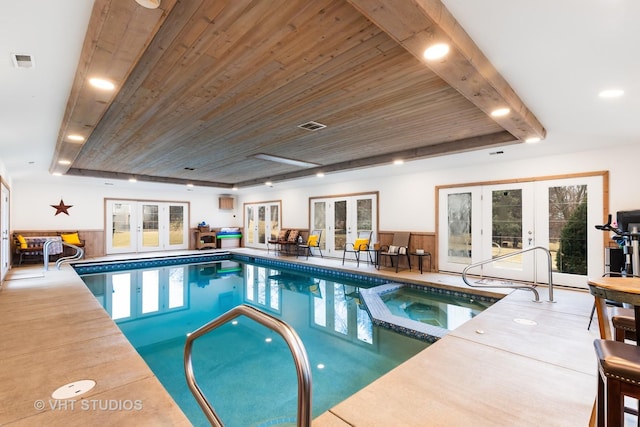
[410,252,431,274]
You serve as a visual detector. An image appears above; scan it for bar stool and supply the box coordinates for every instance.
[593,339,640,426]
[611,307,637,343]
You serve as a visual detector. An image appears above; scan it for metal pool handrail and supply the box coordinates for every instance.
[184,304,313,427]
[55,242,85,269]
[462,246,555,302]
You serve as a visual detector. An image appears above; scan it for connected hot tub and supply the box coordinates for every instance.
[361,283,498,342]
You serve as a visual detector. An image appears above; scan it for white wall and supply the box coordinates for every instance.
[238,142,640,231]
[10,176,242,231]
[7,141,640,234]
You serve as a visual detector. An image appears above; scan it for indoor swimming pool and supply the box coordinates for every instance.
[76,255,485,426]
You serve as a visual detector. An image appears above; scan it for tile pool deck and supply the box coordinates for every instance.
[1,248,600,426]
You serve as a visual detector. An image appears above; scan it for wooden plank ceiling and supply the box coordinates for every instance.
[51,0,545,189]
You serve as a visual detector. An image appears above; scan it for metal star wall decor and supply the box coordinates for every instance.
[51,199,73,216]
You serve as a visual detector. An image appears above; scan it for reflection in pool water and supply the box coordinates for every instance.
[80,259,429,426]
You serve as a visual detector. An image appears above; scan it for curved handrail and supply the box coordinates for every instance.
[462,246,555,302]
[55,243,85,270]
[184,304,313,427]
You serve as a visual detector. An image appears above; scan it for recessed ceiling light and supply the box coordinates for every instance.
[232,186,238,191]
[129,178,137,183]
[423,43,450,60]
[58,159,71,165]
[265,181,273,186]
[67,134,85,142]
[491,108,511,117]
[89,77,115,90]
[599,89,624,98]
[186,183,194,187]
[525,137,541,143]
[316,172,325,178]
[52,172,62,177]
[393,159,404,165]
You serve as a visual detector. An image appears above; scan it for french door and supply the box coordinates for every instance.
[1,181,9,281]
[106,200,189,254]
[438,174,604,288]
[244,201,281,249]
[310,193,377,257]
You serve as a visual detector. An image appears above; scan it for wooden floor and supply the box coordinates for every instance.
[1,248,603,426]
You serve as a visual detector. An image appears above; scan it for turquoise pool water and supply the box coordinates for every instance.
[79,258,430,426]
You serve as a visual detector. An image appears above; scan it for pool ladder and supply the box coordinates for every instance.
[461,246,555,302]
[42,241,85,271]
[184,304,313,426]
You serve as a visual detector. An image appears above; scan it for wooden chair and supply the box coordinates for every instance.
[298,229,323,259]
[378,232,412,272]
[281,229,300,255]
[267,229,289,254]
[342,230,373,267]
[13,233,43,265]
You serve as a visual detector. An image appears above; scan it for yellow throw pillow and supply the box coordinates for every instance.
[17,234,27,249]
[353,238,369,250]
[61,232,81,245]
[307,235,318,246]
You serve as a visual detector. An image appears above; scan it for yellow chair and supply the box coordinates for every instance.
[298,229,323,259]
[342,230,373,267]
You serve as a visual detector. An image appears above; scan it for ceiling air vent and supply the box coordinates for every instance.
[11,53,34,69]
[297,121,326,131]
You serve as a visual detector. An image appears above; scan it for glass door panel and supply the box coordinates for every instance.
[257,206,266,245]
[246,206,256,245]
[438,188,481,273]
[482,184,534,281]
[312,201,327,252]
[446,192,473,265]
[334,200,347,251]
[548,184,588,275]
[169,205,184,245]
[356,198,373,231]
[107,201,136,253]
[269,205,280,242]
[141,204,160,250]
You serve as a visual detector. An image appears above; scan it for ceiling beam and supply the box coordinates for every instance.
[236,131,515,188]
[347,0,546,142]
[49,0,178,176]
[66,168,234,189]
